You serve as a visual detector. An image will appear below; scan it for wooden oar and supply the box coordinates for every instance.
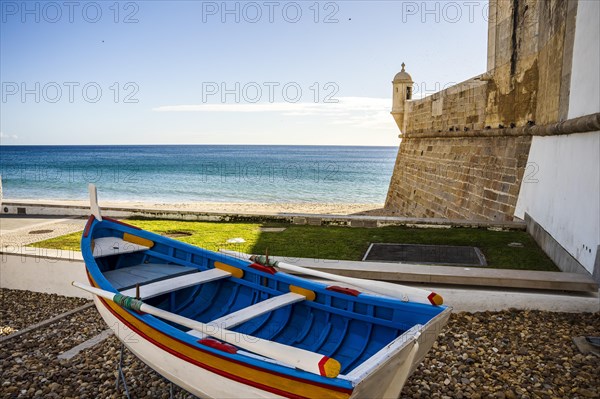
[220,250,443,306]
[72,281,340,378]
[253,254,443,306]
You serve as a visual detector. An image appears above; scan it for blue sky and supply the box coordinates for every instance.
[1,1,489,145]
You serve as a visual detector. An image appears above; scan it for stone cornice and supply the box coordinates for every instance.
[400,112,600,139]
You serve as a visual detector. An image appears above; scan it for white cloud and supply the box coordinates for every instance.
[0,131,18,140]
[152,97,394,130]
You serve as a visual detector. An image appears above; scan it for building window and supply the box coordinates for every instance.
[406,87,412,100]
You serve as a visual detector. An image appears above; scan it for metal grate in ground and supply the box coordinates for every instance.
[363,243,487,266]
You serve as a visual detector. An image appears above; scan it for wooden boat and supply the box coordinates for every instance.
[76,185,451,399]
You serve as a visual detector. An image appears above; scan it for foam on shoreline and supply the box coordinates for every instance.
[2,198,386,216]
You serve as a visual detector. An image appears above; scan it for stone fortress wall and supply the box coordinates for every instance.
[385,0,600,281]
[386,0,580,222]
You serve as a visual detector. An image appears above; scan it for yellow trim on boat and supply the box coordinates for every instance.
[429,293,444,306]
[289,285,316,301]
[102,298,350,399]
[322,358,342,379]
[123,233,154,248]
[214,262,244,278]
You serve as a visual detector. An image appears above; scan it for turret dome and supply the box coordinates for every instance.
[393,63,413,83]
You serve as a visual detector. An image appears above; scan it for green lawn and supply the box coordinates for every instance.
[31,219,559,271]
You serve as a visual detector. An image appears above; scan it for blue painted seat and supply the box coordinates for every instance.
[103,264,197,290]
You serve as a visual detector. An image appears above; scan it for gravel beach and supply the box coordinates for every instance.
[0,290,88,336]
[1,289,598,398]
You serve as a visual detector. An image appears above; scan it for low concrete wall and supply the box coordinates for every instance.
[524,213,592,278]
[2,203,131,219]
[0,249,90,299]
[1,200,526,229]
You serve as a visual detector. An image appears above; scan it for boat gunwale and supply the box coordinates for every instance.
[344,306,452,383]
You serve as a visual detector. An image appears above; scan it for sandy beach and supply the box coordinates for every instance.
[4,199,387,216]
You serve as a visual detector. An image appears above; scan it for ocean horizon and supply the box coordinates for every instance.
[0,145,398,204]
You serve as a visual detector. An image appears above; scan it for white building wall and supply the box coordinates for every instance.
[515,0,600,275]
[567,0,600,119]
[515,133,599,273]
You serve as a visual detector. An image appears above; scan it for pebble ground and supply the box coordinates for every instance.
[1,289,598,398]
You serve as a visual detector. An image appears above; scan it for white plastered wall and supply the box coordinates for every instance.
[515,0,600,274]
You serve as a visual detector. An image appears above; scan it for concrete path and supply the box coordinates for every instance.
[0,215,75,234]
[427,284,599,313]
[0,215,87,248]
[313,278,599,313]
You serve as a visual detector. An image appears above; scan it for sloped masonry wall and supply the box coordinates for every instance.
[385,134,531,222]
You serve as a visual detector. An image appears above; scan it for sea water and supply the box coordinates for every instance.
[0,145,397,203]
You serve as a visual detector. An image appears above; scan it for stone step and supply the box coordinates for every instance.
[257,256,599,293]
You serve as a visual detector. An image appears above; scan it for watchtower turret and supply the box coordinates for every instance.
[391,63,413,133]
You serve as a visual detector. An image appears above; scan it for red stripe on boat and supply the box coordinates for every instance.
[83,215,95,237]
[199,338,238,354]
[103,216,141,230]
[318,356,331,377]
[326,286,360,296]
[427,292,439,305]
[249,263,277,275]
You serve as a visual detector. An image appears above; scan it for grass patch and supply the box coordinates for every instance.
[31,219,558,271]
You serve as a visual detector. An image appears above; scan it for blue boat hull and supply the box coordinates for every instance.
[81,215,450,398]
